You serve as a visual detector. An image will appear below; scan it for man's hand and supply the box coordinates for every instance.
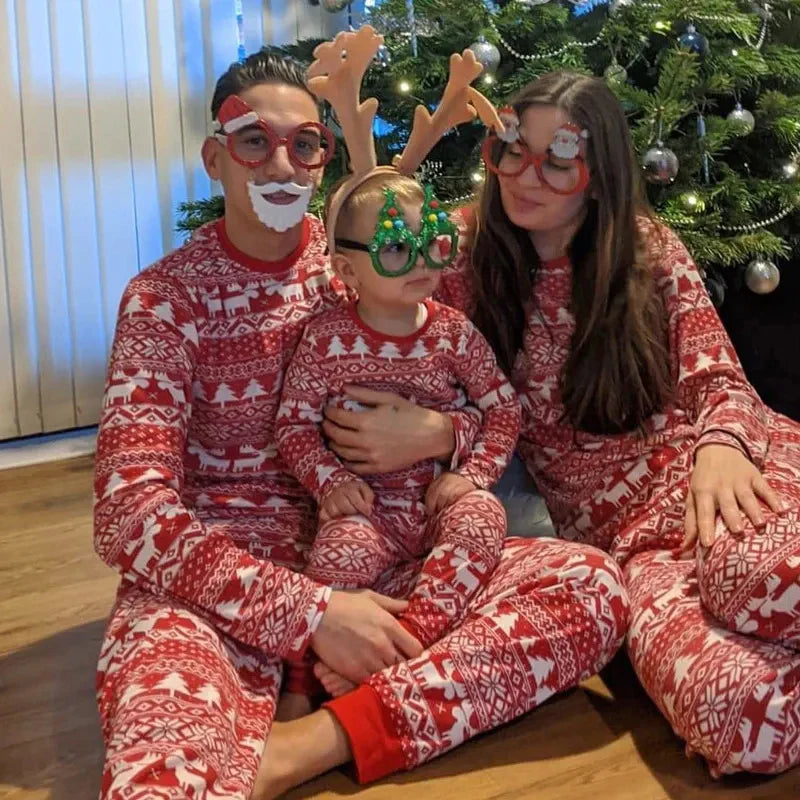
[319,480,374,523]
[311,589,424,684]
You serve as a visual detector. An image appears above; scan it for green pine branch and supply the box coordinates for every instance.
[176,195,225,236]
[175,0,800,275]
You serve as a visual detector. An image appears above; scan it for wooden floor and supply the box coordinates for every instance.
[2,457,800,800]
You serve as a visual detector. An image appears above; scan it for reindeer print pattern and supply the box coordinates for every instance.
[276,300,521,650]
[276,300,521,498]
[94,217,630,798]
[439,217,800,777]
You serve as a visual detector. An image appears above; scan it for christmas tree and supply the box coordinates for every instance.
[178,0,800,297]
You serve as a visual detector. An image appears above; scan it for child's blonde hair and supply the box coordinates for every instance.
[324,172,424,242]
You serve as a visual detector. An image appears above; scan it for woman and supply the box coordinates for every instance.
[437,71,800,777]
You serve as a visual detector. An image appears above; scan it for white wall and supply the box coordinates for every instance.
[0,0,362,440]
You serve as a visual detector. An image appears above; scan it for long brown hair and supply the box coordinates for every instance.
[469,71,671,435]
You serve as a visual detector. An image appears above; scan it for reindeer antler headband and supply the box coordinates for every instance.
[307,26,507,255]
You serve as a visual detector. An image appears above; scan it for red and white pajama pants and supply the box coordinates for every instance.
[623,414,800,775]
[96,525,628,798]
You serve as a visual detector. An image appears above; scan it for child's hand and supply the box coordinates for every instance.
[319,480,375,523]
[425,472,476,515]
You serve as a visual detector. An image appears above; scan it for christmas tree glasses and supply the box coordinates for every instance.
[336,186,459,277]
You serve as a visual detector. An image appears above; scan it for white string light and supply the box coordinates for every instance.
[447,190,476,205]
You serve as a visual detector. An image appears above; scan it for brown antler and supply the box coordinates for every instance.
[394,49,505,176]
[468,86,505,135]
[307,26,383,175]
[312,36,508,257]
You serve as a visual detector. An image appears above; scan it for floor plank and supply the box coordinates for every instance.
[1,455,798,799]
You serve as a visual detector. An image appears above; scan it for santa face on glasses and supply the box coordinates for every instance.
[486,105,592,234]
[549,123,589,161]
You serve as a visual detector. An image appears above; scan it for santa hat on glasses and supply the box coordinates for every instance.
[214,95,260,135]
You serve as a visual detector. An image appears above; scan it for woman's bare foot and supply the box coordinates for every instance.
[274,692,313,722]
[314,662,358,697]
[250,711,352,800]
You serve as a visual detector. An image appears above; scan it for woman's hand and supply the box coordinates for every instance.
[310,589,423,684]
[682,444,782,549]
[323,386,455,475]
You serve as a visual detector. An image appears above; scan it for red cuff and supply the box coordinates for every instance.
[323,685,406,784]
[447,409,480,471]
[448,412,465,471]
[398,615,430,649]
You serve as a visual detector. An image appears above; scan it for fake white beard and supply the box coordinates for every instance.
[247,180,313,232]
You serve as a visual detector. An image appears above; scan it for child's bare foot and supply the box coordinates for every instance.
[275,692,313,722]
[250,712,351,800]
[314,662,358,697]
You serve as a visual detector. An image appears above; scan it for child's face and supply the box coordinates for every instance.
[496,104,589,234]
[335,194,443,307]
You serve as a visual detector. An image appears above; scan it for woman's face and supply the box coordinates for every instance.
[496,104,589,234]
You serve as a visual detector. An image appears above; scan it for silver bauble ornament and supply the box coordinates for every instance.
[469,35,500,75]
[703,270,726,308]
[517,0,552,6]
[604,60,628,86]
[373,44,391,70]
[642,142,680,184]
[745,257,781,294]
[321,0,349,12]
[471,162,486,185]
[727,103,755,135]
[678,24,709,57]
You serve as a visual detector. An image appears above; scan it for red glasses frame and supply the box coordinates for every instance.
[481,135,590,196]
[218,120,335,170]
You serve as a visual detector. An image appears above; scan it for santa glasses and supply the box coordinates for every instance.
[214,96,335,170]
[481,115,590,195]
[482,137,590,195]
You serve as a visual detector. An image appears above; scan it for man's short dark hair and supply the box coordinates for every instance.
[210,49,321,121]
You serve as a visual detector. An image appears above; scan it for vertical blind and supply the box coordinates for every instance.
[0,0,357,440]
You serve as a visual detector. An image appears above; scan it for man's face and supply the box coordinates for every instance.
[203,82,324,233]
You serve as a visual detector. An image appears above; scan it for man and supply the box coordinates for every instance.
[94,49,628,800]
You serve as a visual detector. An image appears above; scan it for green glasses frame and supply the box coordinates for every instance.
[335,185,459,278]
